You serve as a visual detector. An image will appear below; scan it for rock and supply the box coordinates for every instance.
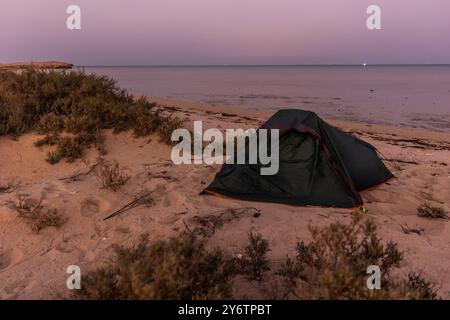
[0,61,73,71]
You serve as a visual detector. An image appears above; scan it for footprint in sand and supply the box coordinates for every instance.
[3,271,33,296]
[80,197,110,217]
[158,214,180,225]
[0,248,23,272]
[0,250,11,271]
[162,191,184,207]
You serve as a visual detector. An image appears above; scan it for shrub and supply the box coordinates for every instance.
[406,272,439,300]
[76,234,235,300]
[96,160,130,191]
[277,216,439,300]
[0,69,183,163]
[73,220,440,300]
[14,195,66,233]
[417,202,448,220]
[237,231,271,282]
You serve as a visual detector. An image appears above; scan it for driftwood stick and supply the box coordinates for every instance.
[384,158,418,165]
[103,192,152,220]
[103,179,174,221]
[59,160,103,182]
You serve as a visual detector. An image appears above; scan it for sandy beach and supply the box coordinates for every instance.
[0,97,449,299]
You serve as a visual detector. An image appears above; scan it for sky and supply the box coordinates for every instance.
[1,0,450,65]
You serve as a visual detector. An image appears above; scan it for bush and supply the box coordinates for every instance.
[76,234,235,300]
[96,160,130,191]
[277,216,439,300]
[417,202,448,220]
[237,231,271,282]
[74,220,440,300]
[0,69,183,163]
[14,195,66,233]
[406,272,439,300]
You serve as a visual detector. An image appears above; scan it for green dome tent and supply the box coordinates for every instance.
[202,109,393,209]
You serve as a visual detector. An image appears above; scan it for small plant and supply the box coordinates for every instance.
[406,272,439,300]
[96,160,130,191]
[14,195,65,233]
[417,202,448,220]
[75,233,235,300]
[237,231,271,282]
[291,216,402,299]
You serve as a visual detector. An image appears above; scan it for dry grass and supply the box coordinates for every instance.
[96,160,130,192]
[417,202,448,220]
[14,195,66,233]
[0,69,183,163]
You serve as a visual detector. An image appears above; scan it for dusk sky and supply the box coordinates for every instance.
[2,0,450,65]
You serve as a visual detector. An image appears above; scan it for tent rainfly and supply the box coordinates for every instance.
[202,109,393,209]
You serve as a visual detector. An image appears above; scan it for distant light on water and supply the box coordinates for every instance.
[363,63,367,67]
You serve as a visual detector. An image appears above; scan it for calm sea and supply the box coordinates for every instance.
[81,66,450,132]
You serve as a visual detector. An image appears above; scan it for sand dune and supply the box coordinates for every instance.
[0,100,449,299]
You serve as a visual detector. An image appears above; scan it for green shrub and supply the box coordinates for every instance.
[76,234,235,300]
[277,216,439,300]
[0,69,183,163]
[406,272,439,300]
[237,231,271,282]
[74,220,440,300]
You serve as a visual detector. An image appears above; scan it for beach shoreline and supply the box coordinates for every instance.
[150,96,450,143]
[81,65,450,133]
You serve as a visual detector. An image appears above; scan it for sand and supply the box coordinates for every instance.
[0,98,449,299]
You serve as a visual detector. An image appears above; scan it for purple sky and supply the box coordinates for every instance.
[1,0,450,65]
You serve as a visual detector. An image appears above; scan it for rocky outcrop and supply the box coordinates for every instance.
[0,61,73,71]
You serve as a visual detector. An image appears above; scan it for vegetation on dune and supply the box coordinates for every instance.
[76,233,235,300]
[276,216,439,300]
[0,69,182,163]
[76,217,440,300]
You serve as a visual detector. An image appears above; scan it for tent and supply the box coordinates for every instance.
[202,109,393,208]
